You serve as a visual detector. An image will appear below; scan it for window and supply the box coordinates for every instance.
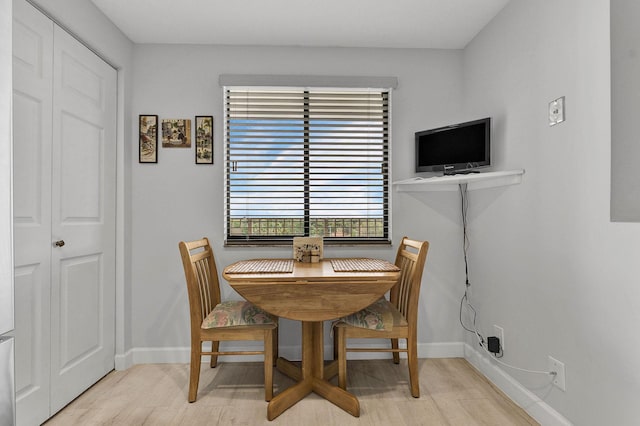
[224,87,390,245]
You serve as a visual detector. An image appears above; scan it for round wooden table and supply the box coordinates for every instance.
[223,258,400,420]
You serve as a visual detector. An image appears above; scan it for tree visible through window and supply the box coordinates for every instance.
[224,88,390,244]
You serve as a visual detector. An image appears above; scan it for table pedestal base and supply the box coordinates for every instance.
[267,321,360,420]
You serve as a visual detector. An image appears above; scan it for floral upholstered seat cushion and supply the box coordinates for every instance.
[202,300,275,329]
[337,298,395,331]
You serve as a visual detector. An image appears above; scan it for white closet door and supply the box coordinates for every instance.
[12,1,53,424]
[49,25,117,414]
[12,0,117,423]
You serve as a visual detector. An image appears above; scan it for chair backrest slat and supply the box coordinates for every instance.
[179,238,222,331]
[194,257,212,314]
[390,237,429,328]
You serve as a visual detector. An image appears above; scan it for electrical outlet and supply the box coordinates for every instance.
[493,325,504,351]
[548,356,566,391]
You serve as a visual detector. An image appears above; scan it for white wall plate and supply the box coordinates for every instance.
[549,96,565,126]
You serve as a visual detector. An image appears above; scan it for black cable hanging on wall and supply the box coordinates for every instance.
[457,183,556,376]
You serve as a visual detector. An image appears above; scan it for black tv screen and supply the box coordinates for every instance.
[415,118,490,174]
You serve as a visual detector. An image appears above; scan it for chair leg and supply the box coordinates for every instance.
[333,328,339,361]
[391,338,400,364]
[407,338,419,398]
[188,341,202,402]
[264,329,274,402]
[210,341,219,368]
[272,326,279,366]
[337,327,347,390]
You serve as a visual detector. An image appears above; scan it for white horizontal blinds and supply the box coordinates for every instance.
[226,90,306,237]
[308,91,388,239]
[225,87,389,242]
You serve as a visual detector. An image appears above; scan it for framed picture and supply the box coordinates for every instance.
[139,114,158,163]
[195,115,213,164]
[162,119,191,148]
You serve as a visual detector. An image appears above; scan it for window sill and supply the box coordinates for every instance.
[224,239,392,248]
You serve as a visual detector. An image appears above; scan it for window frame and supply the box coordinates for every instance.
[223,85,393,247]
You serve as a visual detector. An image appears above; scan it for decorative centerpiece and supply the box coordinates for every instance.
[293,237,323,263]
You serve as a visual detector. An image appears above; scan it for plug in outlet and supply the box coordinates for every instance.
[548,356,566,391]
[493,325,504,351]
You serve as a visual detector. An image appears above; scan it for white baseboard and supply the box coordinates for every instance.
[114,348,133,370]
[464,343,572,426]
[115,341,465,368]
[419,341,465,358]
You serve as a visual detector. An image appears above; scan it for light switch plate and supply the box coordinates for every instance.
[549,96,565,126]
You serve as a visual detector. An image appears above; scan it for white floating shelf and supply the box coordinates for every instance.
[394,170,525,192]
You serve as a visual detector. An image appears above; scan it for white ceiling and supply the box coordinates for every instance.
[90,0,511,49]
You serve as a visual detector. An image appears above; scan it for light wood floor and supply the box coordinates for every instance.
[45,358,538,425]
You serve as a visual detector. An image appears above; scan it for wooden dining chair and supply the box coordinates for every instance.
[178,237,278,402]
[333,237,429,397]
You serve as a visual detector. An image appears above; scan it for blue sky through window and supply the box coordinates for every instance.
[228,118,385,218]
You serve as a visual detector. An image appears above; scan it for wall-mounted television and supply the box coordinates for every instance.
[415,117,491,174]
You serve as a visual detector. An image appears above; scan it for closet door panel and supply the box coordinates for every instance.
[58,113,103,221]
[12,1,53,425]
[49,25,117,415]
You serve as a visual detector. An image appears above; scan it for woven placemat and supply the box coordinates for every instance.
[331,258,400,272]
[225,259,294,274]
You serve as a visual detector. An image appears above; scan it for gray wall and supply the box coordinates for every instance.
[0,2,13,421]
[130,44,470,358]
[611,0,640,221]
[1,0,14,333]
[464,0,640,424]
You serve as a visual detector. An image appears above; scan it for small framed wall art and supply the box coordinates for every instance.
[195,115,213,164]
[139,114,158,163]
[162,119,191,148]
